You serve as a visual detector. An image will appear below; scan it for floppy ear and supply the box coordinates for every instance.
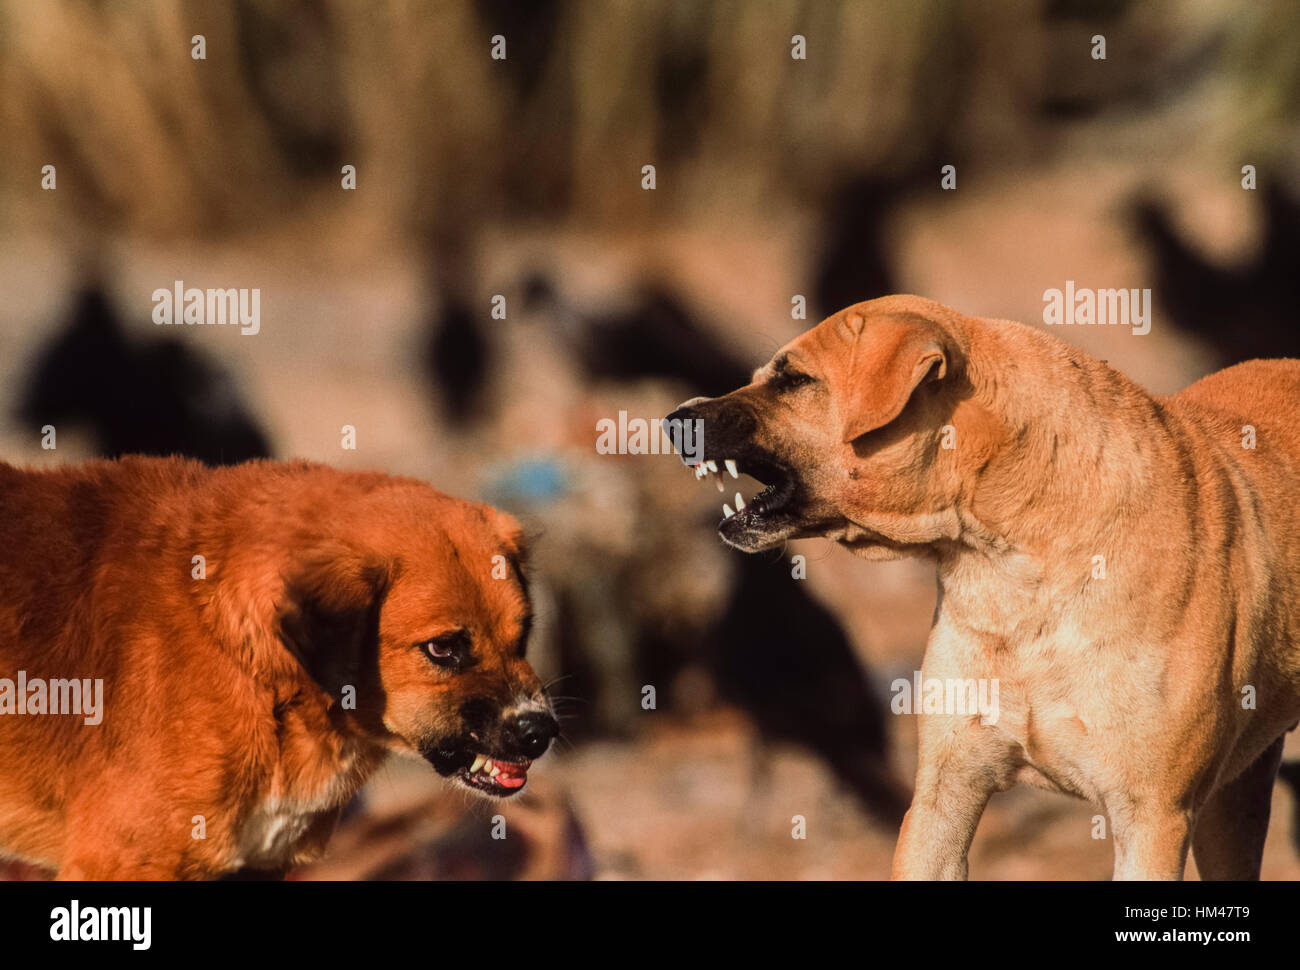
[836,312,948,443]
[276,542,394,695]
[489,508,530,575]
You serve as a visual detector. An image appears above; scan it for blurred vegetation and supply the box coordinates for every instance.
[3,0,1293,243]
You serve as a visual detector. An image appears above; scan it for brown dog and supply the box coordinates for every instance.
[0,457,557,879]
[667,294,1300,880]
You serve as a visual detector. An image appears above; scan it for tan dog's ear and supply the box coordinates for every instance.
[277,541,395,694]
[835,312,948,443]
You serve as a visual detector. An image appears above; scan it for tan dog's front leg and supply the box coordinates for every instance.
[892,716,1019,880]
[1109,801,1194,880]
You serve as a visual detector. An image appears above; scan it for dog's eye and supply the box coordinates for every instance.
[773,370,814,390]
[418,631,472,669]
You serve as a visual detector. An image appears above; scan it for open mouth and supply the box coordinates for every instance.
[454,753,532,797]
[686,452,797,532]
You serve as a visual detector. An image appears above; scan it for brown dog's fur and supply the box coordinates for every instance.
[0,457,551,879]
[671,294,1300,879]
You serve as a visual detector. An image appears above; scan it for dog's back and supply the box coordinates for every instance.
[1174,358,1300,443]
[1162,359,1300,770]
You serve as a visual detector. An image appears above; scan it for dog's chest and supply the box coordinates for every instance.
[935,608,1165,800]
[238,802,325,866]
[233,741,373,870]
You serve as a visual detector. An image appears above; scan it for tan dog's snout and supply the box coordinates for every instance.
[664,299,968,555]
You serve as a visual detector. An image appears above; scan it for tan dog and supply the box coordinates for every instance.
[0,457,557,879]
[667,294,1300,880]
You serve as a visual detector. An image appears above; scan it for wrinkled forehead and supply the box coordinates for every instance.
[385,522,531,635]
[761,312,854,374]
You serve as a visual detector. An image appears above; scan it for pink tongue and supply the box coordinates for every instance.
[494,762,528,788]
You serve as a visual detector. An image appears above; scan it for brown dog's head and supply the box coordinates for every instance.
[276,480,557,798]
[665,296,997,559]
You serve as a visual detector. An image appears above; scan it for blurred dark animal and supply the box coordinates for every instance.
[1131,179,1300,363]
[522,274,753,397]
[425,296,493,426]
[1279,760,1300,859]
[17,284,271,464]
[707,555,908,827]
[472,0,572,214]
[422,234,495,427]
[651,10,712,164]
[814,175,901,319]
[474,0,563,104]
[812,128,964,318]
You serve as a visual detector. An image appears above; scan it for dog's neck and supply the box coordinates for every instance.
[932,315,1182,628]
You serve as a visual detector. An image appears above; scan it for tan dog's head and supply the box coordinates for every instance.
[665,296,995,559]
[276,480,557,798]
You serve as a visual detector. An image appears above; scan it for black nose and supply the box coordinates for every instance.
[662,407,691,446]
[502,711,558,759]
[664,405,697,426]
[663,400,712,460]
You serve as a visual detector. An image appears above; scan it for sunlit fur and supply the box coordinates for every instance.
[0,457,549,879]
[680,294,1300,881]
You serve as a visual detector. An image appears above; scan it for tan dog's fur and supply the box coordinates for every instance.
[674,295,1300,879]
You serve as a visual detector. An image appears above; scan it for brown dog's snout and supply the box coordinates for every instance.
[501,711,559,759]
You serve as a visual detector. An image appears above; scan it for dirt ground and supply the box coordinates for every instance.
[286,706,1300,881]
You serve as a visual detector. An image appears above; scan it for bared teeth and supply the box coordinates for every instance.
[735,492,745,510]
[725,459,739,479]
[469,754,487,773]
[723,503,734,518]
[489,764,501,778]
[705,460,717,473]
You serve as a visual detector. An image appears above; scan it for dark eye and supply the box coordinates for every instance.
[418,630,472,669]
[773,369,814,390]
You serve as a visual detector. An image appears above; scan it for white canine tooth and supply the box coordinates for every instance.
[735,492,745,510]
[725,459,738,479]
[723,503,734,518]
[489,765,501,778]
[705,460,717,473]
[470,754,487,773]
[715,477,724,492]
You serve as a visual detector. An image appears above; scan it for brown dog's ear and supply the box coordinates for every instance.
[489,508,530,576]
[277,542,394,695]
[836,312,948,443]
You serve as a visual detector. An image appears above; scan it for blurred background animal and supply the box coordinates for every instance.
[18,280,272,464]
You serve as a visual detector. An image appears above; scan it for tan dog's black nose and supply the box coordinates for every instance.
[663,402,708,461]
[664,396,710,426]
